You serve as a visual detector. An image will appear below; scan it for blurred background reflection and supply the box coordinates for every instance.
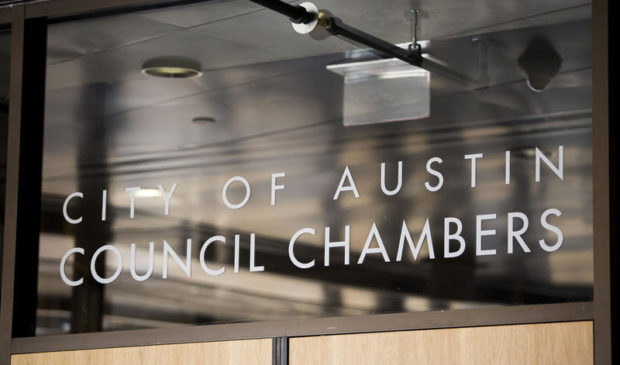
[37,0,592,335]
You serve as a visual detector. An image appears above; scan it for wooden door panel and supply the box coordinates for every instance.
[289,321,593,365]
[12,338,271,365]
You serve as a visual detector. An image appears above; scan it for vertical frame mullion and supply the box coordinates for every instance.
[593,0,611,363]
[11,15,47,338]
[0,4,25,365]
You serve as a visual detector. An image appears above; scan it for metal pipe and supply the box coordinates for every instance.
[419,58,481,90]
[249,0,480,89]
[325,17,480,89]
[325,17,422,66]
[249,0,315,24]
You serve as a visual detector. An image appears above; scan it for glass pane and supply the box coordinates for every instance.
[37,0,592,335]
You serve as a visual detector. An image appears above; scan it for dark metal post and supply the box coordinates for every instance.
[11,16,47,338]
[272,337,288,365]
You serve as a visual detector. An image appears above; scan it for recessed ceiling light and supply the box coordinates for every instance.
[141,56,202,79]
[513,147,555,160]
[135,188,162,198]
[192,116,216,124]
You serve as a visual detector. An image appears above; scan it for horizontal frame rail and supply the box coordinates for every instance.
[11,302,592,354]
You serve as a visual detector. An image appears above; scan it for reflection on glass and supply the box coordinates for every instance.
[327,58,430,126]
[38,0,593,335]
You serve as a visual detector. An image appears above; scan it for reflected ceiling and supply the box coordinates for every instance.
[38,0,593,334]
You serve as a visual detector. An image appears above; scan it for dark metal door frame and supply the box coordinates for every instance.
[0,0,611,364]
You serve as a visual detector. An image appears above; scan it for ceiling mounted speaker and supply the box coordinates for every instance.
[518,36,562,92]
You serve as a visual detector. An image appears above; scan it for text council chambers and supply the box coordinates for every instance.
[59,146,567,286]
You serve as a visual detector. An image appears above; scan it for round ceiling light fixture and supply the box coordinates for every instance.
[141,56,203,79]
[512,146,555,160]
